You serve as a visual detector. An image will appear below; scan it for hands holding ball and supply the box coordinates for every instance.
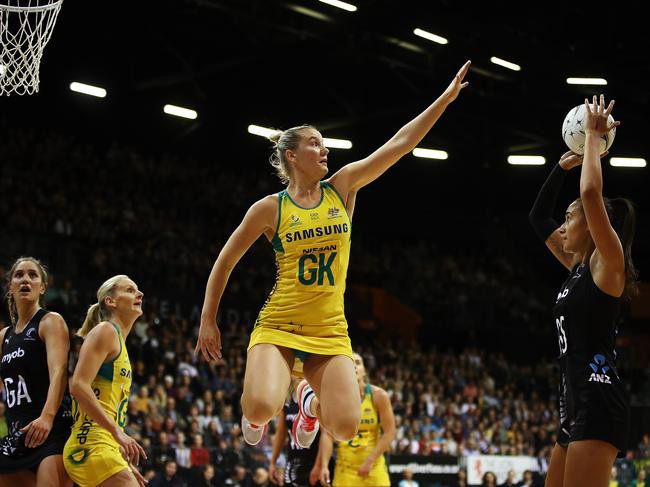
[562,94,620,156]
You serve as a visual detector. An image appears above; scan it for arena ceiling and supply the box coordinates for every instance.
[2,0,649,270]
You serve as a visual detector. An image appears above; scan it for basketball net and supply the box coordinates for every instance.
[0,0,63,96]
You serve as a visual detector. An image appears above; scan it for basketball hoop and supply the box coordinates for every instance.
[0,0,63,96]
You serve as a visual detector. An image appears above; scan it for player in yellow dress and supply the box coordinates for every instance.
[316,352,395,487]
[195,61,470,449]
[63,276,147,487]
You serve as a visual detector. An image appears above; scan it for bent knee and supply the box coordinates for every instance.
[241,395,281,425]
[329,415,360,442]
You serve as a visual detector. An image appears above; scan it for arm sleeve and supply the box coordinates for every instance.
[528,163,567,242]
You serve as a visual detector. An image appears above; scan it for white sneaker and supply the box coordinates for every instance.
[242,416,266,446]
[292,382,320,449]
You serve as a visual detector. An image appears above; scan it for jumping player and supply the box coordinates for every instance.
[196,61,471,449]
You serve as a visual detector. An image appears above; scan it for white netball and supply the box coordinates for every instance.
[562,104,616,155]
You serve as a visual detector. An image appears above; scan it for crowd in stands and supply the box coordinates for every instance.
[2,126,649,486]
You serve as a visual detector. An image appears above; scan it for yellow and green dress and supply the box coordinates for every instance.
[250,181,353,370]
[333,383,390,487]
[63,323,132,487]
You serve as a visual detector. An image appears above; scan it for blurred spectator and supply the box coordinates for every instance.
[631,469,647,487]
[225,464,250,487]
[252,467,270,486]
[149,460,184,487]
[398,467,419,487]
[195,464,217,487]
[499,469,516,487]
[482,471,497,487]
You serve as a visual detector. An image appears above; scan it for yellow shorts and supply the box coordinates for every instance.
[63,438,129,487]
[333,459,390,487]
[248,324,353,374]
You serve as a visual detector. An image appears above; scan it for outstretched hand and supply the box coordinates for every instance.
[442,60,471,102]
[584,94,620,136]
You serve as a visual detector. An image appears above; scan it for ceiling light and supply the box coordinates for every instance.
[566,77,607,85]
[69,82,106,98]
[413,148,448,160]
[507,155,546,165]
[413,28,448,45]
[610,157,646,168]
[163,104,198,119]
[490,56,521,71]
[318,0,357,12]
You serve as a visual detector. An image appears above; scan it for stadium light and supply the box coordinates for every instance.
[247,125,352,149]
[413,28,448,45]
[323,137,352,149]
[610,157,647,168]
[69,82,107,98]
[490,56,521,71]
[318,0,357,12]
[507,155,546,165]
[566,77,607,86]
[163,104,198,120]
[412,148,448,160]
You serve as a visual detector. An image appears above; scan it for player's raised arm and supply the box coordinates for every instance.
[328,60,470,198]
[196,195,278,362]
[580,95,624,285]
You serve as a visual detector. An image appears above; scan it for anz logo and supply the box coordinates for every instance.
[588,354,612,384]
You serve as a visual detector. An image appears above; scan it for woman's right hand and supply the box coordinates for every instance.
[115,429,147,466]
[269,463,284,485]
[195,314,223,361]
[558,150,583,170]
[559,149,609,170]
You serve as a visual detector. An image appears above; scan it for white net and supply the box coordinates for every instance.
[0,0,63,96]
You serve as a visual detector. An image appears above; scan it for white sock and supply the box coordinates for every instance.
[301,386,316,418]
[244,415,263,429]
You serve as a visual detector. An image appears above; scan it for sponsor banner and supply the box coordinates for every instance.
[388,455,458,485]
[467,455,539,485]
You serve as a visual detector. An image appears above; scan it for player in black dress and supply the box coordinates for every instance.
[529,96,636,487]
[269,377,322,487]
[0,257,72,487]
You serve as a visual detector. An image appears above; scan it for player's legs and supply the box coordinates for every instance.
[303,354,360,442]
[563,439,617,487]
[97,468,141,487]
[544,443,567,487]
[0,471,36,487]
[36,455,72,487]
[241,343,294,425]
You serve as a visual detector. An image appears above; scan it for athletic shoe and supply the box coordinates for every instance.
[292,381,320,449]
[242,416,266,446]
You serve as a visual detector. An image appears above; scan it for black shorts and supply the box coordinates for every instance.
[284,458,315,487]
[0,417,71,474]
[557,369,629,456]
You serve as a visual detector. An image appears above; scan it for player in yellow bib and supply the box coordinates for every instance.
[317,352,396,487]
[196,61,470,449]
[63,276,147,487]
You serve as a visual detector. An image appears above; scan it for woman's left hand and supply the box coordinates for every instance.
[20,414,53,448]
[442,60,471,103]
[584,94,620,136]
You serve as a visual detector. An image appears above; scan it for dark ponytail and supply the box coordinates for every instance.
[604,197,638,300]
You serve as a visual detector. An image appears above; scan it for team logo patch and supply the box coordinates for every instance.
[588,354,612,384]
[68,448,90,465]
[24,328,37,341]
[289,214,302,227]
[327,207,340,219]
